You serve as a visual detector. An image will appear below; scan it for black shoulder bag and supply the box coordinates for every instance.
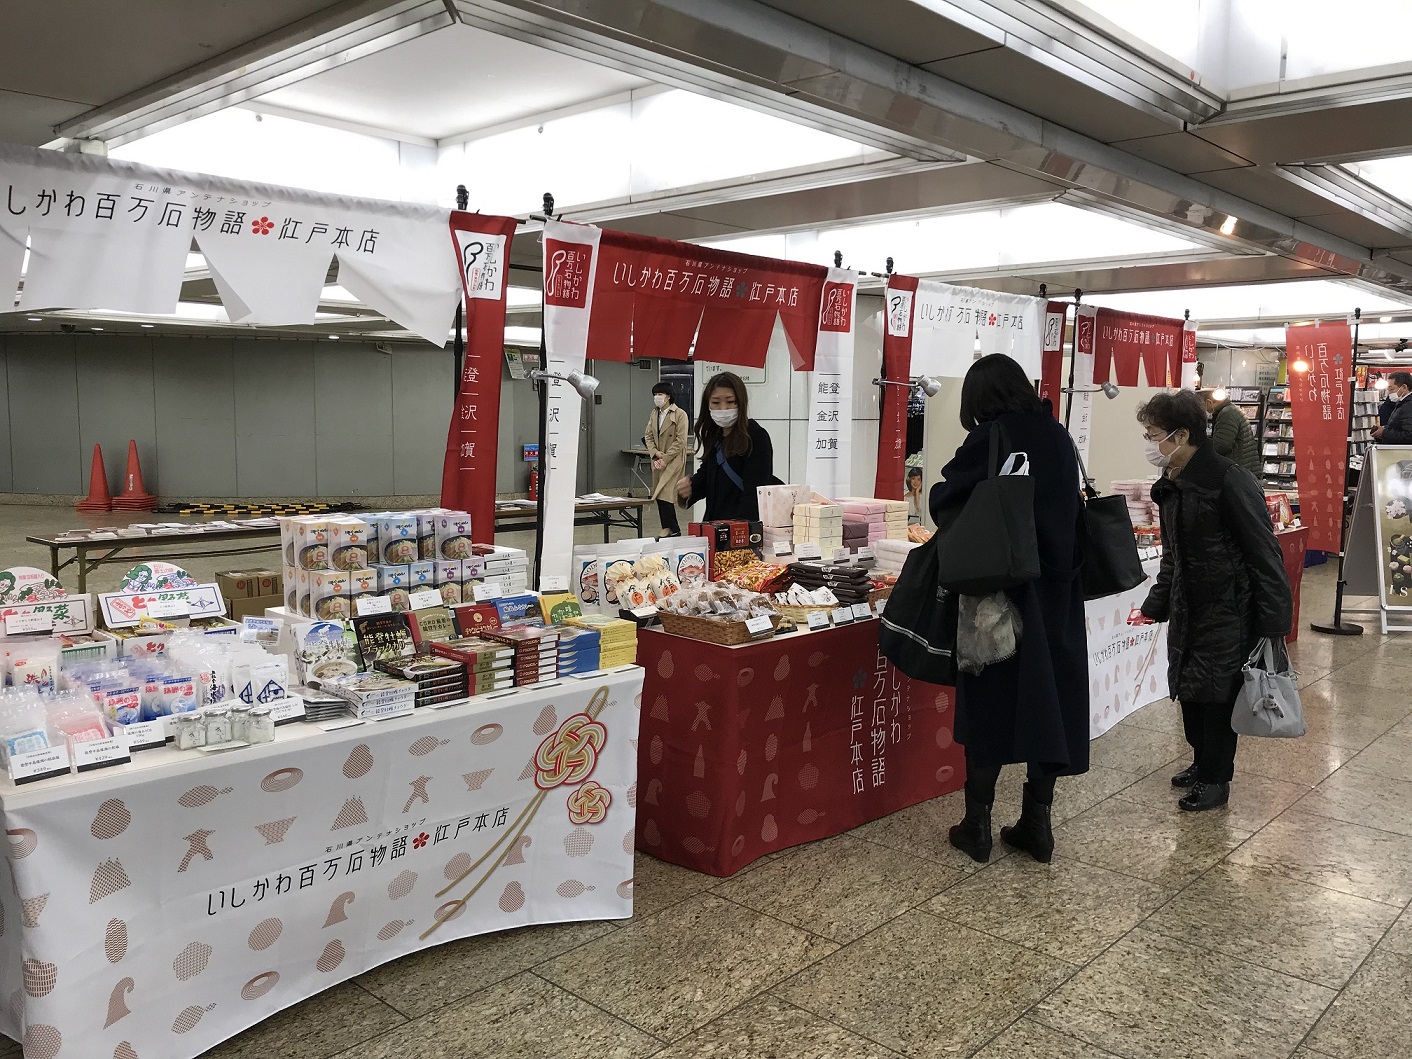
[1071,439,1145,600]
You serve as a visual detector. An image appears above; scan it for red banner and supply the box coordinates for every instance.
[440,212,519,542]
[1093,309,1185,387]
[874,275,918,499]
[1039,300,1067,419]
[1286,322,1353,552]
[584,230,828,370]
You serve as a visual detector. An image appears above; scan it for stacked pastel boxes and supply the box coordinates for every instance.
[484,627,561,687]
[757,484,810,553]
[564,614,637,667]
[480,546,530,594]
[1110,480,1158,528]
[793,503,843,555]
[872,538,921,575]
[556,627,601,676]
[374,654,469,707]
[428,636,516,695]
[837,498,908,542]
[279,514,376,618]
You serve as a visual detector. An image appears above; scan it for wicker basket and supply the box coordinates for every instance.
[658,611,782,646]
[868,585,895,606]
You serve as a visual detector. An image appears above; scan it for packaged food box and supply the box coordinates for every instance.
[436,513,474,561]
[295,520,333,570]
[329,517,370,571]
[376,515,419,566]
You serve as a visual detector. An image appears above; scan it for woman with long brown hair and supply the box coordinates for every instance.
[676,371,775,521]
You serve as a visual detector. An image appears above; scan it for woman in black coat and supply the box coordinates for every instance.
[677,370,775,521]
[930,355,1089,864]
[1137,389,1292,812]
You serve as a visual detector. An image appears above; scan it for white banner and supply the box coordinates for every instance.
[540,221,603,592]
[1087,558,1169,737]
[0,668,642,1059]
[805,268,857,497]
[1181,317,1200,390]
[0,143,461,343]
[909,280,1045,380]
[1071,304,1098,466]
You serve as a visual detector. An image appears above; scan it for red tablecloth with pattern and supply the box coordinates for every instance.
[635,620,963,877]
[1277,526,1309,642]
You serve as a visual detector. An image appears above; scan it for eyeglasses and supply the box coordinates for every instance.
[1142,430,1171,443]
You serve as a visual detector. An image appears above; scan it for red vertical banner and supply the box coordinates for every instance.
[874,275,918,500]
[441,212,519,542]
[1285,321,1353,552]
[1180,320,1198,388]
[1038,300,1067,419]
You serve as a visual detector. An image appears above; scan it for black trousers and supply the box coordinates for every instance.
[964,752,1056,806]
[655,498,680,535]
[1181,698,1238,784]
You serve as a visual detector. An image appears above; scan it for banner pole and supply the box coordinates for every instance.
[1311,306,1365,636]
[451,185,468,393]
[1063,288,1082,430]
[532,192,554,590]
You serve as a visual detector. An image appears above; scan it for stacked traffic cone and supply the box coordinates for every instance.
[112,440,157,512]
[76,444,112,512]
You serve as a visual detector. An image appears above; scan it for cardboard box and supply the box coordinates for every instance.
[229,594,284,622]
[216,571,257,599]
[254,569,282,597]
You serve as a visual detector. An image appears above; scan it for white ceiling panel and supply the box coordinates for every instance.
[255,22,651,141]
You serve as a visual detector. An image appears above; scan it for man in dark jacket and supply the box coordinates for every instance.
[1137,390,1293,812]
[1204,390,1261,475]
[1375,372,1412,444]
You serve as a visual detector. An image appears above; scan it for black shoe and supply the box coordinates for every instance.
[1000,782,1055,863]
[1178,781,1229,812]
[948,787,992,864]
[1170,763,1199,789]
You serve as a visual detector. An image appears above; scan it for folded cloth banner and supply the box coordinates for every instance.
[0,142,462,342]
[585,229,828,370]
[441,213,519,539]
[875,275,918,499]
[1039,300,1068,420]
[1092,308,1186,387]
[908,279,1044,380]
[1181,317,1200,389]
[1286,321,1353,552]
[805,268,858,497]
[1071,305,1098,466]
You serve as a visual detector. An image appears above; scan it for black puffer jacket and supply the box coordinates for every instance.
[1141,443,1293,702]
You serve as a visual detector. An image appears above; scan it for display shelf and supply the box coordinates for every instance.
[1259,385,1293,489]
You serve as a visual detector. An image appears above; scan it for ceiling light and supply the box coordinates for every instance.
[1219,216,1237,235]
[90,327,103,332]
[328,335,339,340]
[25,316,40,322]
[140,323,154,328]
[1212,386,1229,402]
[1291,359,1311,373]
[1375,377,1389,390]
[1381,315,1393,323]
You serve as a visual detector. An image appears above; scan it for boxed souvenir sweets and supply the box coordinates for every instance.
[539,592,582,624]
[375,654,468,705]
[556,627,600,675]
[756,483,812,528]
[329,517,370,571]
[494,593,542,627]
[429,636,515,691]
[485,626,562,686]
[323,673,415,720]
[564,614,637,667]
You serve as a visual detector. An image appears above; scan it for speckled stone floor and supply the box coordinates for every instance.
[0,506,1404,1059]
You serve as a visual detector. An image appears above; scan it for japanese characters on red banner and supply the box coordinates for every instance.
[874,275,918,499]
[1038,300,1068,419]
[1091,308,1186,387]
[1071,305,1098,466]
[1286,322,1353,552]
[0,142,462,342]
[805,269,858,496]
[440,213,518,539]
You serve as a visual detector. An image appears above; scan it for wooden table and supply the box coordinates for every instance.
[493,499,646,543]
[28,525,282,591]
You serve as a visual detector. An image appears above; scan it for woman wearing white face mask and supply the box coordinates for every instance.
[1134,389,1292,812]
[645,382,690,537]
[676,370,775,520]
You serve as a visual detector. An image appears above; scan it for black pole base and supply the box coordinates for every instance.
[1310,621,1364,636]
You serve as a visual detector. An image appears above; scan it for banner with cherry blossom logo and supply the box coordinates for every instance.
[1286,321,1353,552]
[805,269,857,496]
[0,142,463,343]
[1039,301,1068,419]
[908,279,1045,380]
[874,275,918,499]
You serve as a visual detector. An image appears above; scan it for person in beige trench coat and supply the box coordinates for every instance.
[645,382,690,536]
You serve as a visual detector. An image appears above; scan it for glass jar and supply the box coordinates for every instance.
[230,704,253,743]
[247,707,275,745]
[175,714,206,751]
[203,706,232,746]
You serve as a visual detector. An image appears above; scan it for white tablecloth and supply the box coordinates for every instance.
[1087,558,1169,738]
[0,666,643,1059]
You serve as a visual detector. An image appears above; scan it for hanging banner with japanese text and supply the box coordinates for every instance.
[440,213,518,538]
[805,269,857,497]
[1181,318,1200,389]
[1039,300,1068,419]
[584,230,828,370]
[1286,321,1353,552]
[875,275,918,499]
[1071,305,1098,466]
[0,142,462,342]
[907,279,1044,380]
[1092,308,1186,388]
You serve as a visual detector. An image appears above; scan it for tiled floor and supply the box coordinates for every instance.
[0,505,1407,1059]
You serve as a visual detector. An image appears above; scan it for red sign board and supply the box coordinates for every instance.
[1092,309,1185,387]
[1285,321,1353,552]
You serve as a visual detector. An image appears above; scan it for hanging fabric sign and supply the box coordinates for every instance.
[1091,309,1186,388]
[907,279,1044,380]
[805,269,858,497]
[1039,300,1068,420]
[440,212,518,540]
[1071,305,1098,466]
[1286,321,1353,552]
[874,275,918,500]
[1181,317,1200,389]
[583,230,828,369]
[0,142,463,343]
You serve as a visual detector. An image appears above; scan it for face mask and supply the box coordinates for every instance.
[1392,390,1408,403]
[653,394,667,409]
[1144,430,1175,468]
[710,408,739,429]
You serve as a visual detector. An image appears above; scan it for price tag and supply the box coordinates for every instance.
[852,603,874,621]
[856,547,874,561]
[806,610,830,630]
[241,617,280,644]
[833,547,850,563]
[319,718,365,732]
[9,744,71,783]
[71,733,131,772]
[832,608,854,626]
[267,696,306,725]
[630,605,659,620]
[772,540,793,556]
[355,595,393,617]
[744,614,774,635]
[541,575,569,593]
[472,582,503,603]
[796,542,822,560]
[4,612,53,635]
[874,597,887,617]
[115,717,173,751]
[409,589,443,611]
[145,597,190,619]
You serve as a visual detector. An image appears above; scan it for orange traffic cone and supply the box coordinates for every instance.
[112,440,156,511]
[76,444,112,512]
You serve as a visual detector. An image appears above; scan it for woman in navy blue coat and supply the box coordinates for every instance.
[929,354,1090,863]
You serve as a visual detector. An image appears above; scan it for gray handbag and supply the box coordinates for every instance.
[1231,638,1306,738]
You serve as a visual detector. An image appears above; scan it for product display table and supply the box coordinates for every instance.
[28,524,282,592]
[0,667,642,1059]
[494,499,646,543]
[635,619,964,877]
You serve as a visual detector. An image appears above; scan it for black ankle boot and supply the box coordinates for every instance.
[1178,781,1229,812]
[1170,763,1199,789]
[948,787,992,864]
[1000,782,1054,863]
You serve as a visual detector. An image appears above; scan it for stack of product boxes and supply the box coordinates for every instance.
[793,503,843,555]
[756,484,809,554]
[836,498,909,544]
[565,614,637,667]
[872,537,921,576]
[280,515,376,620]
[429,636,515,695]
[485,627,561,687]
[374,654,469,707]
[557,627,601,675]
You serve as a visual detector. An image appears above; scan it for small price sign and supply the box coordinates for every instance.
[806,611,830,630]
[4,612,53,635]
[472,583,503,603]
[355,595,393,617]
[851,603,874,621]
[409,589,443,610]
[744,614,774,636]
[796,542,822,560]
[145,597,190,619]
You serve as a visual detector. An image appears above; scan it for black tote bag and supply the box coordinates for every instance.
[1071,441,1145,600]
[878,534,958,686]
[936,423,1041,595]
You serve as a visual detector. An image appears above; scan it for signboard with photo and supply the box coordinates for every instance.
[1370,445,1412,626]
